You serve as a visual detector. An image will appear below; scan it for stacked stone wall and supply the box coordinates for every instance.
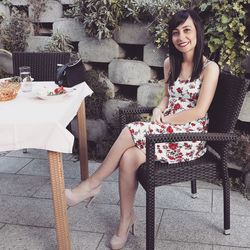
[1,1,250,160]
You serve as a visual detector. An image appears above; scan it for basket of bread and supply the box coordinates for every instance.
[0,77,21,102]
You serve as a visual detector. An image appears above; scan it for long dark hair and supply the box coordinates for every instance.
[168,9,204,85]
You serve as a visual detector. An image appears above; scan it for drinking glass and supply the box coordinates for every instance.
[19,66,32,92]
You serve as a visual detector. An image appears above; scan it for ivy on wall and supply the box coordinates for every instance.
[0,0,249,76]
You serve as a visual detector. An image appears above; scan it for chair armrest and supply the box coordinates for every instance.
[119,106,154,129]
[144,132,236,183]
[145,132,236,144]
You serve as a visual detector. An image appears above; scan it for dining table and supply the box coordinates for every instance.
[0,80,93,250]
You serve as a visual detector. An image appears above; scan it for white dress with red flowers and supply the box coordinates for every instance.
[127,77,208,164]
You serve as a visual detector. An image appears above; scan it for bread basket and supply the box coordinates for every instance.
[0,79,21,101]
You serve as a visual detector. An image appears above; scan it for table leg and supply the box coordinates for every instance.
[48,151,71,250]
[77,101,89,180]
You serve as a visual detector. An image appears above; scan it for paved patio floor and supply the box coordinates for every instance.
[0,149,250,250]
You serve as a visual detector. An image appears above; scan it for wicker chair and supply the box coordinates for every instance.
[119,72,250,250]
[12,52,70,81]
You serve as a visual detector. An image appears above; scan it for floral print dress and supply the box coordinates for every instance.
[127,77,209,164]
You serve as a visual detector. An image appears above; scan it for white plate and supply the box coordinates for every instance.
[33,86,76,101]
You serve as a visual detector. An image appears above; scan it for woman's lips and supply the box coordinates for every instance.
[178,42,189,47]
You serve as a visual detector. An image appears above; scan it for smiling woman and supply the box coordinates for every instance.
[65,9,220,250]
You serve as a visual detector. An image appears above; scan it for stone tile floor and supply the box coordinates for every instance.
[0,149,250,250]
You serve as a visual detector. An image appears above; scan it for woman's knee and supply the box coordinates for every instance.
[119,147,145,172]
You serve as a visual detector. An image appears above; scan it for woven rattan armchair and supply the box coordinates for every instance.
[12,52,70,81]
[119,72,250,250]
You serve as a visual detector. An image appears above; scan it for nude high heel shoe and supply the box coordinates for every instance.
[110,215,136,250]
[65,184,101,208]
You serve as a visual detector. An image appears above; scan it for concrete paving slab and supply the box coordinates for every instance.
[98,234,214,250]
[6,149,73,160]
[158,209,250,248]
[134,185,212,212]
[18,159,81,178]
[0,224,103,250]
[0,151,9,157]
[68,203,163,237]
[0,156,32,173]
[0,173,49,197]
[213,246,250,250]
[0,195,54,227]
[171,180,222,190]
[213,189,250,216]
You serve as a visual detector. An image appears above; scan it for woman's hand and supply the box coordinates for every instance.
[151,107,164,123]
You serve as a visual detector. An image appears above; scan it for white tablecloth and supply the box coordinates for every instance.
[0,81,93,153]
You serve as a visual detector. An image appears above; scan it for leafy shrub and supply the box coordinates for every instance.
[77,0,139,39]
[0,8,31,52]
[44,31,74,52]
[197,0,250,76]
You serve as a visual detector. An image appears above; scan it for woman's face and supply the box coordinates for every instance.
[171,16,197,54]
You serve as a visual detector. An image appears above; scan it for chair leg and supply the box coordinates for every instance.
[191,180,197,198]
[222,174,231,235]
[146,186,155,250]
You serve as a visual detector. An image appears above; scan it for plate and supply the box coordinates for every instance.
[33,86,76,101]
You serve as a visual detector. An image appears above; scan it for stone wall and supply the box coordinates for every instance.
[0,0,167,158]
[1,1,250,160]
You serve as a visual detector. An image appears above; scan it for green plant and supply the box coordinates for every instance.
[77,0,139,39]
[0,8,31,52]
[28,0,48,35]
[44,31,74,52]
[197,0,250,76]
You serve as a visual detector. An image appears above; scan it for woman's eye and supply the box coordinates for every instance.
[184,28,191,33]
[172,31,178,36]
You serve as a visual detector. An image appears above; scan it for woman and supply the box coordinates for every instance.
[65,9,219,249]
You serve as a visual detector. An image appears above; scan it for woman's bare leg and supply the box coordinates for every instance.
[71,127,135,193]
[116,147,146,236]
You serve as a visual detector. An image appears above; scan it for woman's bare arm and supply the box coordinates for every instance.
[162,61,219,124]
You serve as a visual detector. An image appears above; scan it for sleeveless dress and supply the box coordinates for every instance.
[126,73,209,164]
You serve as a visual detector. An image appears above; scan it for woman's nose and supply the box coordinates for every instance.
[178,31,185,41]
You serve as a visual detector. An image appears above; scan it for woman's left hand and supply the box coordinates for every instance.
[161,116,171,124]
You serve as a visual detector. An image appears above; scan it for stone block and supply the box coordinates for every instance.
[102,99,133,127]
[143,42,168,67]
[0,49,13,74]
[60,0,75,4]
[53,18,86,42]
[78,38,125,63]
[137,82,165,107]
[29,0,63,23]
[8,0,28,5]
[113,22,152,45]
[98,72,117,98]
[25,36,51,52]
[238,91,250,122]
[0,3,10,19]
[108,59,152,86]
[70,118,107,143]
[86,119,108,142]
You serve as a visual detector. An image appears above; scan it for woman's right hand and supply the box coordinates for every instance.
[151,107,164,123]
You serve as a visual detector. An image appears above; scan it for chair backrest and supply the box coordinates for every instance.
[208,72,249,134]
[12,52,70,81]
